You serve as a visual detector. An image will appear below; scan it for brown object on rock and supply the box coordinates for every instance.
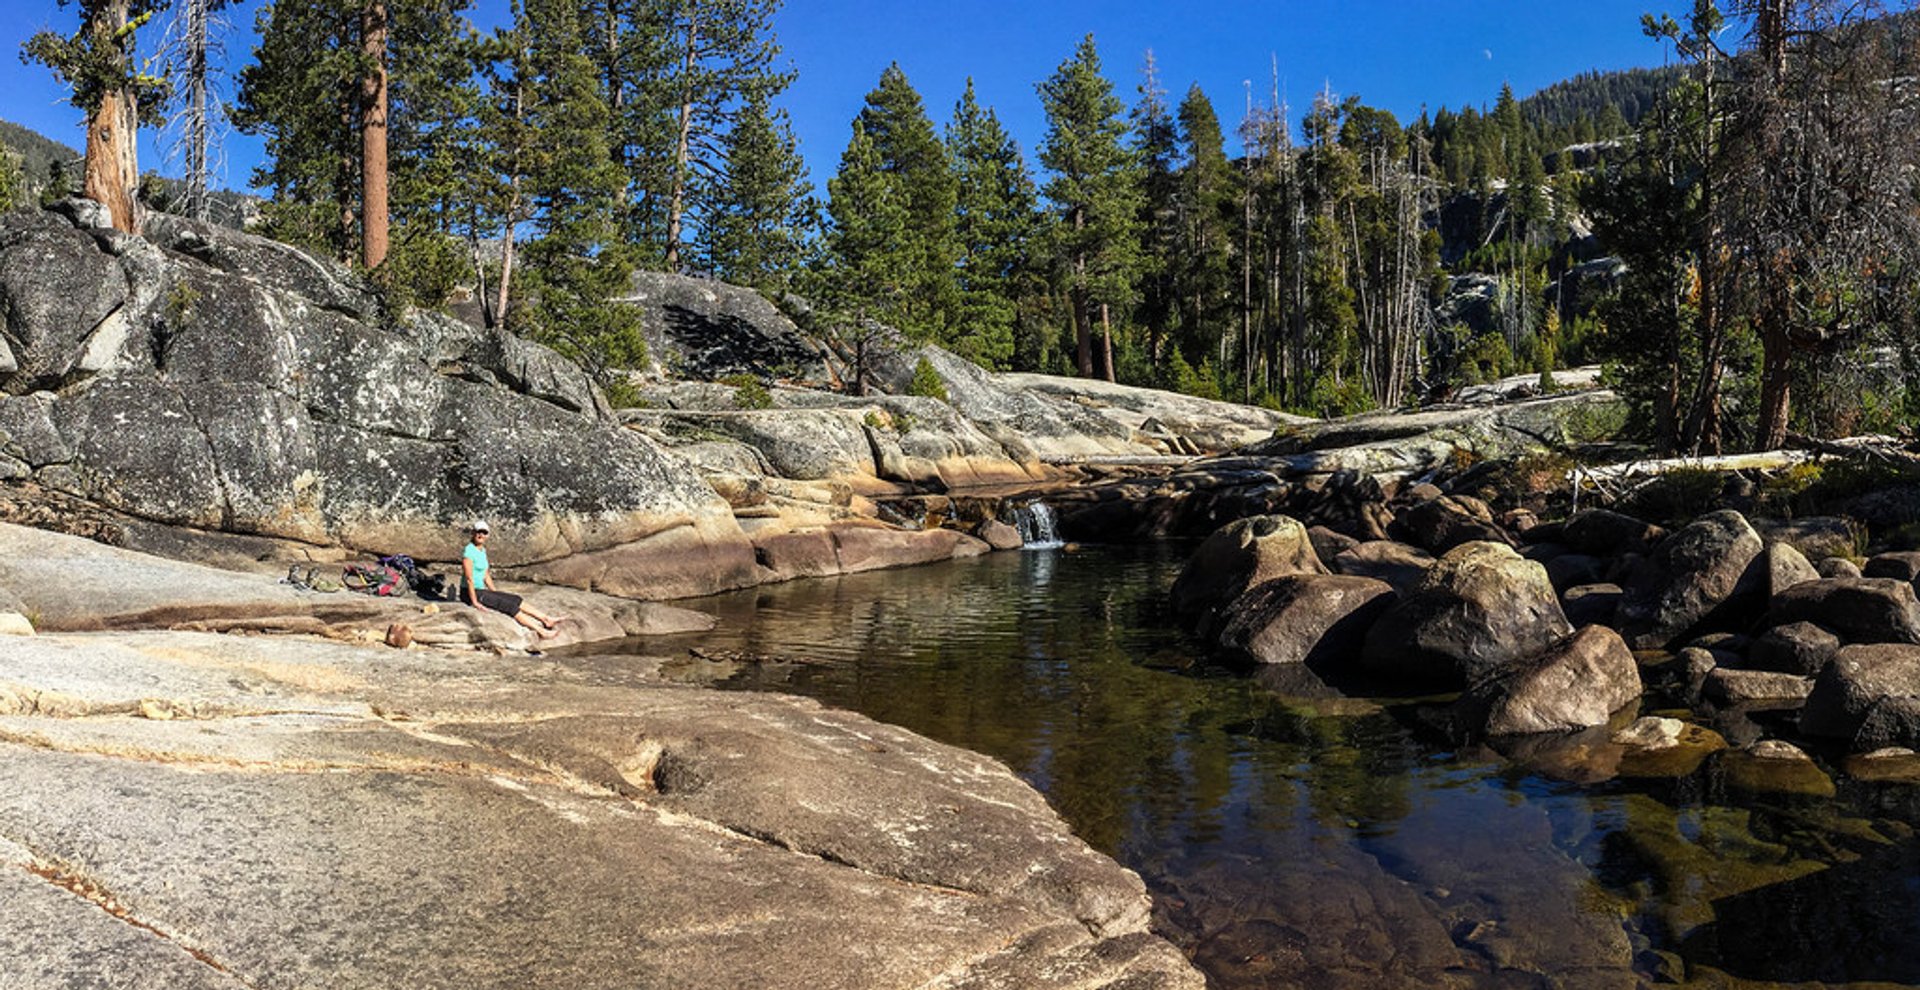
[385,623,413,649]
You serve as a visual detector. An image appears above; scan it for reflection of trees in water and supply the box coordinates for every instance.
[669,544,1920,987]
[1585,776,1920,982]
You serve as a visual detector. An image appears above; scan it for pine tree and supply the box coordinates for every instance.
[1174,82,1235,373]
[1037,34,1141,381]
[1297,90,1363,412]
[234,0,473,270]
[697,84,813,293]
[0,151,23,213]
[947,79,1036,370]
[647,0,789,271]
[1130,51,1179,375]
[825,119,910,392]
[22,0,170,234]
[514,0,643,381]
[855,64,960,342]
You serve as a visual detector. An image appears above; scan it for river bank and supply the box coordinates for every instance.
[0,522,1203,988]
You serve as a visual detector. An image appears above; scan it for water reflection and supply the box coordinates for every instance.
[610,544,1920,989]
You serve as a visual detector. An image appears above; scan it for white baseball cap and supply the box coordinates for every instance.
[471,519,490,532]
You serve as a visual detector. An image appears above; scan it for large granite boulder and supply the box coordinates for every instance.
[1762,578,1920,645]
[0,208,758,600]
[1213,574,1395,667]
[1618,510,1764,649]
[1457,625,1642,735]
[1394,495,1509,554]
[1802,644,1920,748]
[1360,541,1574,689]
[1171,515,1326,622]
[620,270,832,384]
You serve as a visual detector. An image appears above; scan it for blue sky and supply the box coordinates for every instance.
[1,1,1672,194]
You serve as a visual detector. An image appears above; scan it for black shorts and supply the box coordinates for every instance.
[468,588,523,615]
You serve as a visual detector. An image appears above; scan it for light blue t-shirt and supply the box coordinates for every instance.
[463,542,489,591]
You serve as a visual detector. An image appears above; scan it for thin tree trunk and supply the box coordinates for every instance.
[360,0,390,270]
[184,0,209,223]
[664,10,700,271]
[1757,283,1793,450]
[494,210,518,327]
[1100,302,1115,383]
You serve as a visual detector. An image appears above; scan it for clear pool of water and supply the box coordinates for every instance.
[599,543,1920,989]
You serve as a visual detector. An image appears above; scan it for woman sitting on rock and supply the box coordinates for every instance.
[461,520,562,638]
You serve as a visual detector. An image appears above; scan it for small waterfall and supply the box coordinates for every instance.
[1013,501,1064,550]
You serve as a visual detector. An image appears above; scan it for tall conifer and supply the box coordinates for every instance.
[825,119,910,391]
[1037,34,1141,381]
[947,79,1036,370]
[697,85,813,293]
[855,64,960,342]
[1131,51,1179,374]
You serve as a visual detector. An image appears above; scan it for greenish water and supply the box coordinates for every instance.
[620,544,1920,989]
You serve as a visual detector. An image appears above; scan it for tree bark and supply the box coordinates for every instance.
[664,9,700,271]
[184,0,210,222]
[360,0,390,271]
[1100,302,1115,383]
[83,0,140,235]
[1757,297,1794,451]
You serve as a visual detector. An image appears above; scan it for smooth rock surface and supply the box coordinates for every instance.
[1459,625,1642,735]
[1213,574,1395,667]
[1763,578,1920,645]
[0,625,1202,989]
[1360,541,1574,689]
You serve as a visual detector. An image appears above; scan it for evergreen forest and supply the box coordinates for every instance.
[14,0,1920,455]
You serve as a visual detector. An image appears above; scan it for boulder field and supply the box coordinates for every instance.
[1174,497,1920,769]
[0,523,1202,988]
